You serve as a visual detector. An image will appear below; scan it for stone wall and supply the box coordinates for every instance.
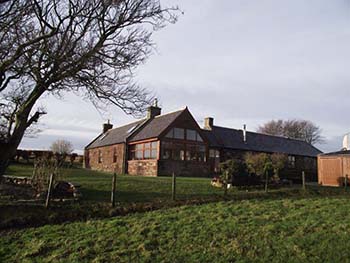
[127,160,158,176]
[158,160,210,177]
[86,143,125,174]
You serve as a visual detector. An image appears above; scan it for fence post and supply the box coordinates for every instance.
[172,172,176,201]
[223,172,228,197]
[345,174,348,191]
[302,171,306,190]
[45,173,55,209]
[111,173,117,207]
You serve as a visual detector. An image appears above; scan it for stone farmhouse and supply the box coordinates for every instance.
[84,104,322,181]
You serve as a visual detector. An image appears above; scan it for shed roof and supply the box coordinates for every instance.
[202,126,322,157]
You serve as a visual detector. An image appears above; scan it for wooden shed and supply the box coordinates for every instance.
[318,150,350,186]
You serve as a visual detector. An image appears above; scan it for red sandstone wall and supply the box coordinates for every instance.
[127,160,158,177]
[86,143,125,174]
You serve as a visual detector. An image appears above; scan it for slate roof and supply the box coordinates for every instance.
[86,120,144,149]
[130,109,184,142]
[202,126,322,157]
[86,109,185,149]
[321,150,350,156]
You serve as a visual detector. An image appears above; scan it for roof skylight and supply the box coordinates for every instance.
[127,125,138,134]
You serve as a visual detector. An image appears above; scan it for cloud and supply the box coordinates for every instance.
[21,0,350,153]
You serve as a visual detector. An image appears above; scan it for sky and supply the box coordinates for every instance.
[20,0,350,154]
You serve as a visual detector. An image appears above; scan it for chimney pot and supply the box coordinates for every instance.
[103,121,113,133]
[147,99,161,119]
[204,117,214,130]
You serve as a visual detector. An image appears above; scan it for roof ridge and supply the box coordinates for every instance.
[105,108,186,132]
[154,108,186,119]
[212,125,311,144]
[108,119,145,132]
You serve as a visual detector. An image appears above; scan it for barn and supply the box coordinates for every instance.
[318,150,350,186]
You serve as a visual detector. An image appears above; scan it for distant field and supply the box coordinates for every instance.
[2,196,350,262]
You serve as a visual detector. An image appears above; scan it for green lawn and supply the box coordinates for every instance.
[5,163,224,203]
[2,163,229,228]
[1,196,350,262]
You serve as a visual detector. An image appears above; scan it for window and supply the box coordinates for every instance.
[161,141,185,161]
[173,143,185,160]
[197,134,203,142]
[197,145,206,162]
[174,128,185,139]
[151,142,158,159]
[165,129,174,138]
[186,144,198,161]
[161,142,206,162]
[161,141,172,160]
[288,155,296,168]
[129,141,158,160]
[113,147,117,163]
[186,145,206,162]
[144,142,151,159]
[166,128,203,142]
[209,149,220,158]
[186,129,197,141]
[98,150,102,163]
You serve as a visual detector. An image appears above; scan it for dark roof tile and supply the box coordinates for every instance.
[321,150,350,156]
[86,109,185,149]
[129,109,184,142]
[86,120,144,149]
[203,126,322,157]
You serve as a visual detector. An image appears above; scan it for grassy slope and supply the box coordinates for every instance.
[5,163,223,203]
[1,196,350,262]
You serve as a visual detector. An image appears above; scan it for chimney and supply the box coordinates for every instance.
[204,117,214,130]
[243,124,247,143]
[103,120,113,133]
[147,98,161,119]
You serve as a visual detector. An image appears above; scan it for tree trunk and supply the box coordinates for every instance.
[0,86,45,180]
[0,109,34,179]
[0,143,18,180]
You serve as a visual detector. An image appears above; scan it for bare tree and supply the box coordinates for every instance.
[0,0,179,178]
[50,139,73,156]
[257,119,323,145]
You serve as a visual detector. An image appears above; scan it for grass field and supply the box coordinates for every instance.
[2,196,350,262]
[2,163,229,228]
[5,163,224,203]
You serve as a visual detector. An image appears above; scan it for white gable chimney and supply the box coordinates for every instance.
[204,117,214,130]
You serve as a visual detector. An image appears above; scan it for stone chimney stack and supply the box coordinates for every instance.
[147,98,161,119]
[243,124,247,143]
[103,120,113,133]
[204,117,214,130]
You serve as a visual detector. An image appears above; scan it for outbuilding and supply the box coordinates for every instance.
[318,150,350,186]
